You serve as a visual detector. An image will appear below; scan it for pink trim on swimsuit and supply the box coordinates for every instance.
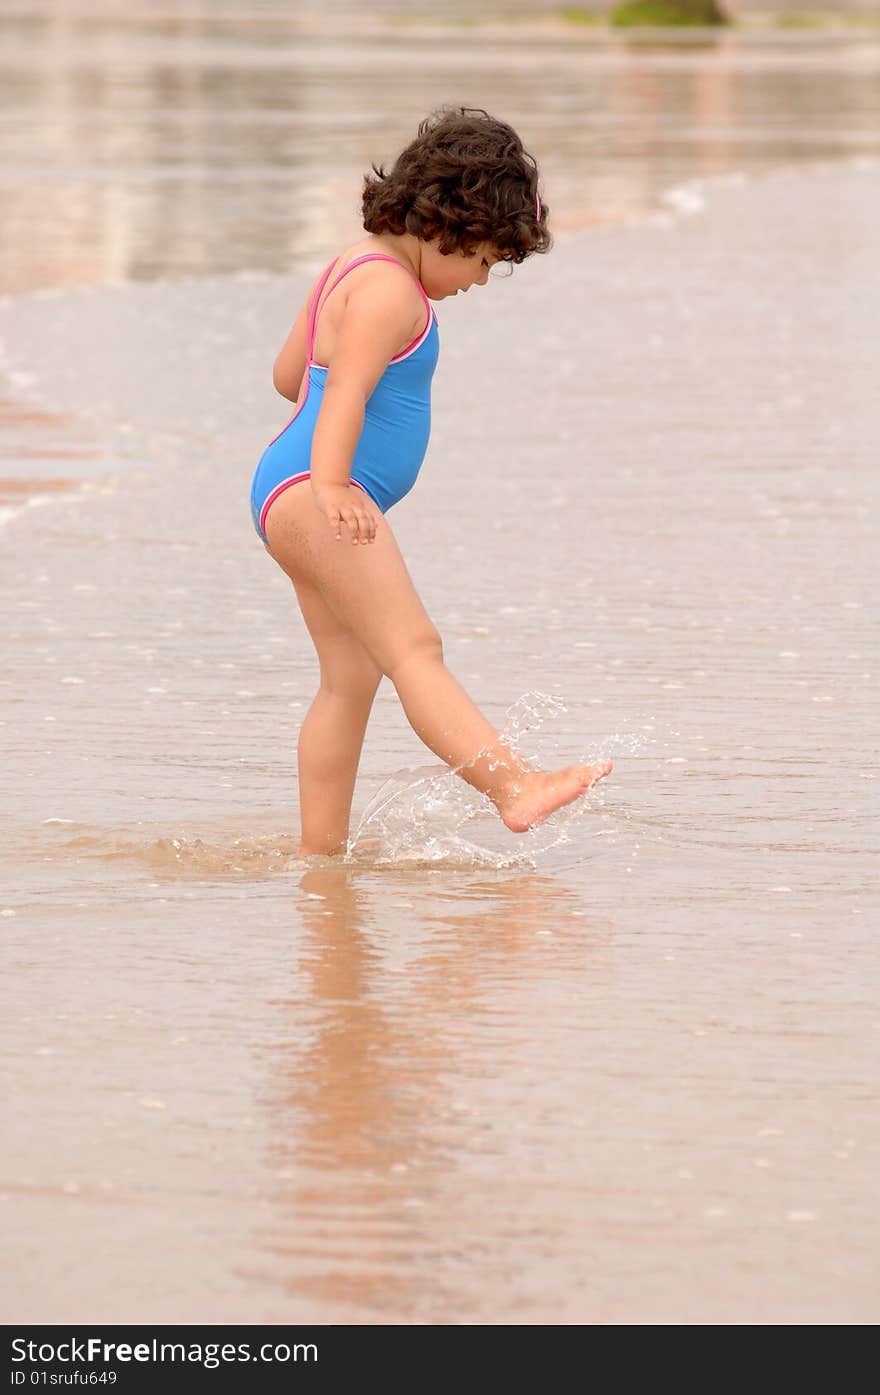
[264,254,433,450]
[259,471,369,537]
[259,253,435,534]
[308,253,434,368]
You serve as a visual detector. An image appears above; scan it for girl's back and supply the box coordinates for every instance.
[250,239,439,542]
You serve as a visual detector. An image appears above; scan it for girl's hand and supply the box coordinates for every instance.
[312,482,381,545]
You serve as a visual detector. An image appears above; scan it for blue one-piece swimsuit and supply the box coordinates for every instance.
[250,253,440,545]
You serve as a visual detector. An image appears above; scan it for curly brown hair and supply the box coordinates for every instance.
[361,106,551,265]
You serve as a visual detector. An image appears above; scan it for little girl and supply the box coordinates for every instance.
[250,106,612,856]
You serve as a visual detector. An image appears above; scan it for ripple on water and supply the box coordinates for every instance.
[27,826,306,880]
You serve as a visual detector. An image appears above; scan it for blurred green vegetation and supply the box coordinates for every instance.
[386,7,880,31]
[609,0,730,25]
[558,7,606,22]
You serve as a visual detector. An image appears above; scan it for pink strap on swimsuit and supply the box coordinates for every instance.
[308,253,432,368]
[250,251,440,543]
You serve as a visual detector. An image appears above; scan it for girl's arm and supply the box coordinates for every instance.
[309,268,424,493]
[272,269,325,401]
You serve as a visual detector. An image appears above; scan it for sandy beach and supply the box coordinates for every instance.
[2,151,877,1322]
[2,0,879,1330]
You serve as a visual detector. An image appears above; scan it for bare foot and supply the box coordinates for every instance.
[495,760,613,833]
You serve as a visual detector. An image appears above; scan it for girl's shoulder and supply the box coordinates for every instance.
[311,237,424,311]
[308,238,428,369]
[273,239,425,401]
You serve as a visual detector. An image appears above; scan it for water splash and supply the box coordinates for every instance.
[499,690,568,759]
[34,692,645,877]
[346,690,620,872]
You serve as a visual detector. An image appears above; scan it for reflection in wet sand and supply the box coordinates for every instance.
[0,396,106,519]
[0,475,77,498]
[257,864,612,1319]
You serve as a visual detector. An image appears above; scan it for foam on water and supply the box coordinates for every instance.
[34,800,624,881]
[346,691,630,872]
[31,827,304,879]
[25,690,642,880]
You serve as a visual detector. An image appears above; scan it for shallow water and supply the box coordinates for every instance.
[2,4,880,296]
[2,4,879,1327]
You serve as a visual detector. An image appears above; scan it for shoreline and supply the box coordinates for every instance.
[0,150,874,530]
[0,161,731,528]
[0,158,706,526]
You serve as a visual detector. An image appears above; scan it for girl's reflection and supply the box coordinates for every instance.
[256,863,613,1317]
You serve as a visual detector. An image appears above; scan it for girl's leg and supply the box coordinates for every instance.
[265,489,611,831]
[290,574,382,856]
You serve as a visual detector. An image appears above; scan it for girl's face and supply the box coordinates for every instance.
[420,240,499,300]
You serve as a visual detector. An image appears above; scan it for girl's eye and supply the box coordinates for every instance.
[481,259,489,269]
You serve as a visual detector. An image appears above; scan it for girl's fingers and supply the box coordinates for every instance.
[332,510,357,543]
[343,508,376,545]
[329,505,378,545]
[331,508,358,544]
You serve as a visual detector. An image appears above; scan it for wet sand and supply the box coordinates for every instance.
[1,157,877,1323]
[0,393,147,534]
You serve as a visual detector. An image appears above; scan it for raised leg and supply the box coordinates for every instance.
[265,486,611,832]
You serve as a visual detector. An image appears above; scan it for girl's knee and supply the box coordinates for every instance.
[318,645,383,700]
[386,630,443,683]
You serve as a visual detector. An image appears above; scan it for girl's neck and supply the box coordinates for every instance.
[372,231,422,281]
